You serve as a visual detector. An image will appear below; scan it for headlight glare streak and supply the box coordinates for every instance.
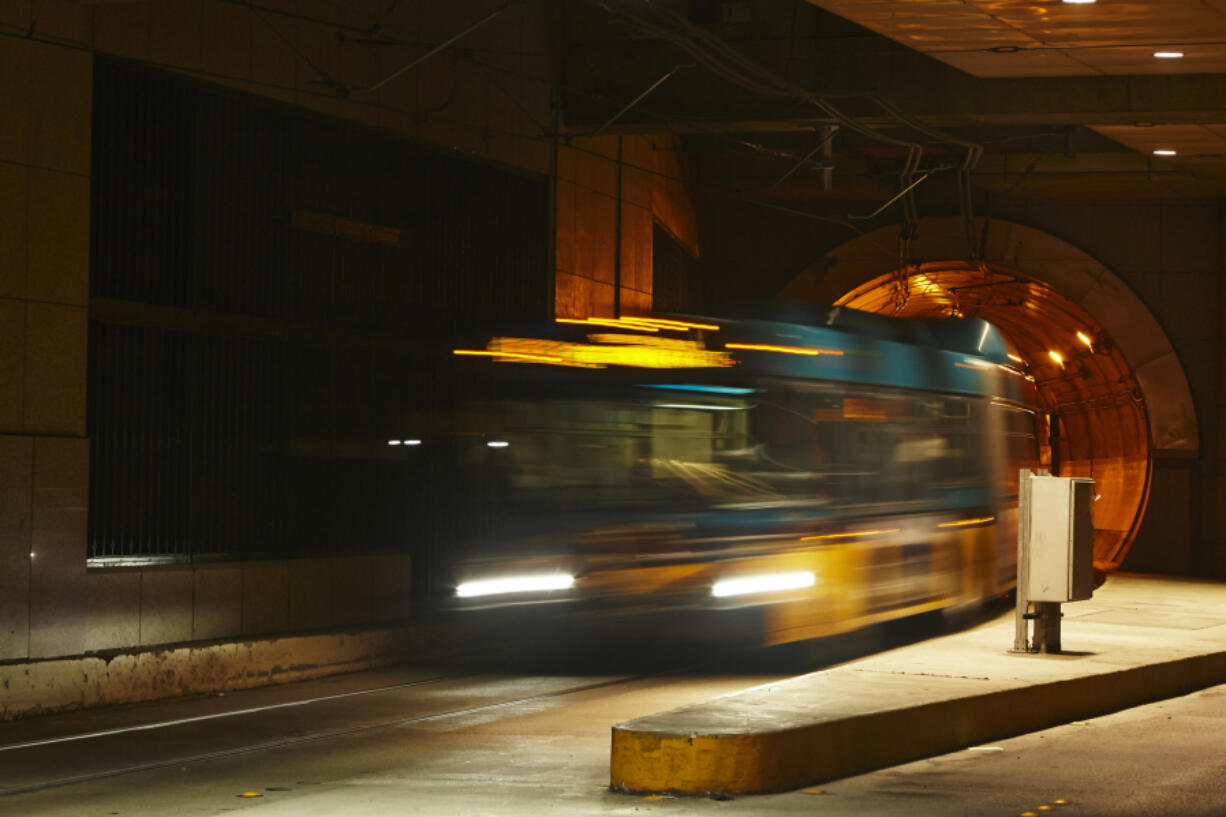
[457,574,575,598]
[711,571,816,598]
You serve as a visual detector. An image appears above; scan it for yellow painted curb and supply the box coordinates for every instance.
[611,651,1226,795]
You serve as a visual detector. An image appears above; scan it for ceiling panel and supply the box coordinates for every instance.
[1093,124,1226,156]
[807,1,1226,190]
[808,0,1226,78]
[1092,124,1226,181]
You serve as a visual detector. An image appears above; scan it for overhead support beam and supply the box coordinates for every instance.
[565,32,1226,132]
[573,72,1226,133]
[897,73,1226,128]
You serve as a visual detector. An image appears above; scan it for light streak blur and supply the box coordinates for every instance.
[455,336,735,369]
[453,348,563,364]
[456,574,574,598]
[938,516,996,528]
[1007,353,1025,364]
[556,317,658,332]
[712,571,816,598]
[641,384,756,395]
[1077,331,1094,350]
[555,316,720,332]
[654,403,746,411]
[725,342,844,357]
[617,316,721,332]
[802,529,899,541]
[1048,350,1064,367]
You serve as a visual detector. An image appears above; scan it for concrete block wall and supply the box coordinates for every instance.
[0,0,557,673]
[556,135,646,317]
[554,133,699,318]
[0,17,93,661]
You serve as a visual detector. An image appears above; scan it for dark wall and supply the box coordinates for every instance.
[88,58,550,565]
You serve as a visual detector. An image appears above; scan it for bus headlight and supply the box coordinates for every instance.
[456,574,575,598]
[711,571,815,598]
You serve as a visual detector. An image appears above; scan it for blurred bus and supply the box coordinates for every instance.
[419,304,1037,646]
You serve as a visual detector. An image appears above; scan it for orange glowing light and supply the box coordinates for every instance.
[1048,350,1064,367]
[1076,331,1094,350]
[938,516,996,528]
[1007,353,1025,364]
[726,343,844,357]
[801,529,899,542]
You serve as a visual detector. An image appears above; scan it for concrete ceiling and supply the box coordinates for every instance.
[569,1,1226,201]
[805,0,1226,195]
[807,0,1226,78]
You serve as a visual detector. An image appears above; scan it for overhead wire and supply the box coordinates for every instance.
[589,0,985,274]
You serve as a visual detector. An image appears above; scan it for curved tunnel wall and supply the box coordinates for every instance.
[776,217,1198,570]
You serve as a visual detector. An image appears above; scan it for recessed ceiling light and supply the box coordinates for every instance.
[1154,51,1185,59]
[1153,149,1178,156]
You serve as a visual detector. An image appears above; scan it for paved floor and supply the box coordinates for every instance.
[2,573,1225,816]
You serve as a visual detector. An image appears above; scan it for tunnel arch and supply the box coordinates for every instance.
[776,217,1197,570]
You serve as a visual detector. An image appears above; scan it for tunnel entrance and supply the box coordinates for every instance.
[777,217,1198,572]
[835,262,1147,569]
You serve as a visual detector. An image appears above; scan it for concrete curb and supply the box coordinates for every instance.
[611,650,1226,795]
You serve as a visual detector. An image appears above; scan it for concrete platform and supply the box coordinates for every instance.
[610,574,1226,795]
